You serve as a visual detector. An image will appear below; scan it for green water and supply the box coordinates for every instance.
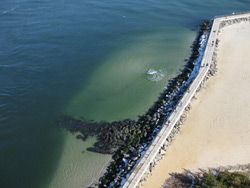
[0,0,249,187]
[67,28,196,121]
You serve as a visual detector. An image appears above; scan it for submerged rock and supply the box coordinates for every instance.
[57,19,212,188]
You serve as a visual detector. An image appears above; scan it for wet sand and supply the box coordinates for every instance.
[141,21,250,188]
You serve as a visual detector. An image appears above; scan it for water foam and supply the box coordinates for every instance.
[146,69,165,82]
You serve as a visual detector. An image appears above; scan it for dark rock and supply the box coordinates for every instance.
[87,147,114,155]
[57,19,212,187]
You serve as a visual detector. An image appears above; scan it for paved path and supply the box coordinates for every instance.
[123,12,250,188]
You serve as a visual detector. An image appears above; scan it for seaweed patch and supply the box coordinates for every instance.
[57,20,211,188]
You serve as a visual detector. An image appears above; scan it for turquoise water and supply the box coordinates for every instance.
[0,0,249,187]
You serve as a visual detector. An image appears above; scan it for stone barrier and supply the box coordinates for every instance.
[122,12,250,188]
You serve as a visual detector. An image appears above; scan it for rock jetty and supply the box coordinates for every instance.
[57,20,212,188]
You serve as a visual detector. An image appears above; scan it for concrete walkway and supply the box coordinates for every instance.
[122,12,250,188]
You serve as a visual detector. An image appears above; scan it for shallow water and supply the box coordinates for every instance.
[0,0,249,187]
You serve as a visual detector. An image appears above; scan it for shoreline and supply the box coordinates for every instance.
[122,16,218,188]
[64,12,250,188]
[141,13,250,188]
[63,18,212,188]
[94,21,212,187]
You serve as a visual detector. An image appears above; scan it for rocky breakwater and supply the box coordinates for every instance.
[118,14,250,187]
[136,30,220,187]
[57,20,212,188]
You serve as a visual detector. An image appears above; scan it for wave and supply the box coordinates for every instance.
[146,69,165,82]
[0,7,17,16]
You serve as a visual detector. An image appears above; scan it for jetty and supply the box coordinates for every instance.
[123,12,250,188]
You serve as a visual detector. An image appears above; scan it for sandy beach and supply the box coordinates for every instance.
[141,21,250,188]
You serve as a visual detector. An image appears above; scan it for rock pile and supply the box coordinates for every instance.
[134,21,221,188]
[58,20,212,188]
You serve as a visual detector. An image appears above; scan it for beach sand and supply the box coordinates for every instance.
[141,21,250,188]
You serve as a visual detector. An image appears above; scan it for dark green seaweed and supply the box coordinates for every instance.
[57,20,212,188]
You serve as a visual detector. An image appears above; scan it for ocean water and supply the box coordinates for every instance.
[0,0,249,187]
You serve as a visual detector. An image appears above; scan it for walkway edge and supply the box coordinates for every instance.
[122,12,250,188]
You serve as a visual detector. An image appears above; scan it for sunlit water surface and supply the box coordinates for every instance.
[0,0,249,187]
